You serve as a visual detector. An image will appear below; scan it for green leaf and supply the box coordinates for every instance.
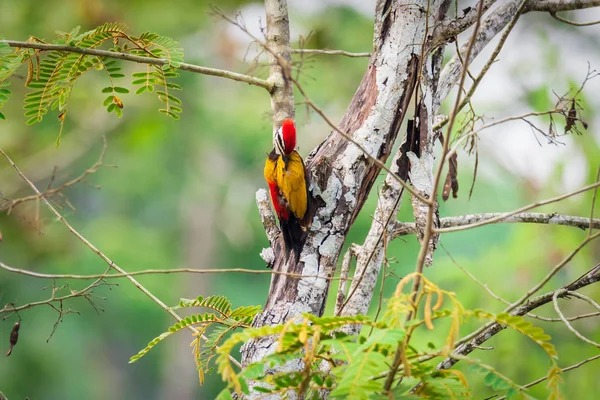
[101,87,113,93]
[26,116,41,125]
[113,87,129,94]
[103,96,114,107]
[159,109,180,120]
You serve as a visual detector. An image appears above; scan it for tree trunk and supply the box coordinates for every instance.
[242,0,443,374]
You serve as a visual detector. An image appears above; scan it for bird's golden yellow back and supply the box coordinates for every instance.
[276,151,307,219]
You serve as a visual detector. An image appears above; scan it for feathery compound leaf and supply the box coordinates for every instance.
[1,25,183,139]
[484,311,558,359]
[546,364,564,400]
[469,363,525,397]
[330,329,405,399]
[0,39,29,85]
[136,32,184,67]
[176,295,232,316]
[218,325,285,394]
[419,376,471,400]
[0,83,11,119]
[132,65,182,119]
[129,313,219,363]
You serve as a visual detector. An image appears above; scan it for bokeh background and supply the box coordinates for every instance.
[1,0,599,398]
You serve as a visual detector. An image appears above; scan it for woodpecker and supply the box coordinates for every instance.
[264,118,310,258]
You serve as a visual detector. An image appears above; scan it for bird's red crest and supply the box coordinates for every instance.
[281,118,296,155]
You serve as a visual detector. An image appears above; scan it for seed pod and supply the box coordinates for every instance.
[6,321,20,357]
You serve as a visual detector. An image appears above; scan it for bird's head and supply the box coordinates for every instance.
[275,118,296,155]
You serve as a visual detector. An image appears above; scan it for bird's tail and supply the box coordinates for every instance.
[280,216,307,260]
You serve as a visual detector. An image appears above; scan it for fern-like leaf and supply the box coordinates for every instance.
[129,312,219,363]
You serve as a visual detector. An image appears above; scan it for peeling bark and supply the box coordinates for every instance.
[338,3,449,334]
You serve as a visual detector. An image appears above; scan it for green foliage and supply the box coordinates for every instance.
[210,274,565,399]
[0,38,30,120]
[130,295,260,385]
[0,23,184,143]
[492,312,557,359]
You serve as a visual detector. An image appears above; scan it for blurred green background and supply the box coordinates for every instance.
[1,1,599,398]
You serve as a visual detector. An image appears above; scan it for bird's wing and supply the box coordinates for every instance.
[277,151,307,220]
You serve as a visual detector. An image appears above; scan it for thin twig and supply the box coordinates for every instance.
[334,245,357,315]
[550,11,600,26]
[0,260,350,281]
[290,75,429,205]
[452,0,528,127]
[496,354,600,399]
[553,290,600,347]
[590,165,600,236]
[0,147,242,368]
[441,243,600,322]
[2,137,109,213]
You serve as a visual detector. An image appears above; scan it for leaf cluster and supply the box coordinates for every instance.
[0,23,184,144]
[210,274,562,399]
[129,295,260,385]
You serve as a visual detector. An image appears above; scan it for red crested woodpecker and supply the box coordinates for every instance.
[263,119,310,258]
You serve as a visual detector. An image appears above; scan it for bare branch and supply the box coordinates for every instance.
[255,189,279,266]
[432,0,600,47]
[430,0,497,48]
[435,182,600,233]
[290,48,371,58]
[1,40,274,91]
[525,0,600,13]
[391,212,600,238]
[1,278,107,314]
[264,0,295,129]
